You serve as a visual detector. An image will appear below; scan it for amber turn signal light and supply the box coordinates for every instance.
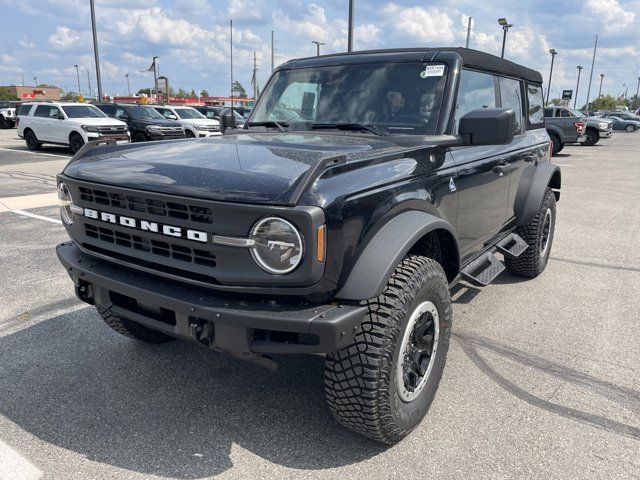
[316,225,326,263]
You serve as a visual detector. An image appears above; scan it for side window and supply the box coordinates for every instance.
[558,110,572,118]
[527,84,545,127]
[100,105,115,116]
[114,107,126,118]
[157,108,172,119]
[17,104,32,116]
[498,77,524,135]
[454,69,496,132]
[34,105,62,118]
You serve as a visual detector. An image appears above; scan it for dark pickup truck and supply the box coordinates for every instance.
[56,48,560,444]
[544,106,588,153]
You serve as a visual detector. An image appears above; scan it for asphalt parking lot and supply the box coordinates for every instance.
[0,128,638,479]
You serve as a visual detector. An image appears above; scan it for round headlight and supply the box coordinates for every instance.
[57,182,74,225]
[250,217,303,274]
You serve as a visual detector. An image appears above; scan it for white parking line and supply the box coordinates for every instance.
[0,440,42,480]
[0,147,70,159]
[9,209,62,225]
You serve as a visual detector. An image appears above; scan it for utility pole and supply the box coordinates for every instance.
[312,40,325,56]
[584,34,598,110]
[598,73,604,97]
[574,65,583,108]
[347,0,354,52]
[89,0,103,101]
[635,77,640,110]
[152,56,159,101]
[230,20,233,108]
[87,68,92,99]
[74,64,81,95]
[252,51,258,101]
[271,30,274,72]
[465,17,472,48]
[125,73,130,97]
[546,49,557,105]
[33,76,37,87]
[21,72,24,86]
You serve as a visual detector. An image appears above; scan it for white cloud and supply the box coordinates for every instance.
[583,0,635,29]
[48,26,81,50]
[382,4,455,43]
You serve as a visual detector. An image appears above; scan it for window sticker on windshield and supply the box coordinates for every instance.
[420,65,445,78]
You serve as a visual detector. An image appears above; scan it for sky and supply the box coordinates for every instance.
[1,0,639,107]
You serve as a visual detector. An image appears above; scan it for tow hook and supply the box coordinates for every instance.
[189,317,214,347]
[75,280,95,305]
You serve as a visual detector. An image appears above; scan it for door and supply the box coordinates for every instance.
[32,105,63,142]
[450,69,510,260]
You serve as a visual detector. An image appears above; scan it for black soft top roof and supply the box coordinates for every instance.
[282,47,543,84]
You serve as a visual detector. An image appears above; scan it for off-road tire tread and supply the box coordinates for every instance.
[324,255,451,444]
[505,188,556,278]
[97,306,174,343]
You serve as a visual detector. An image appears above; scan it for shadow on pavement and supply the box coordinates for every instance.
[0,308,386,478]
[454,332,640,440]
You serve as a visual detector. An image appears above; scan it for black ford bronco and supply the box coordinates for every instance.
[56,48,560,444]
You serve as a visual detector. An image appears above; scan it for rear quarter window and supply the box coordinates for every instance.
[526,84,545,128]
[17,104,33,116]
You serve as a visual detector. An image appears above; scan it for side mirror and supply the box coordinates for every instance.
[57,113,65,120]
[168,114,177,120]
[458,108,515,146]
[220,110,236,134]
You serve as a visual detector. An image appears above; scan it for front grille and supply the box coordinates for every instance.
[78,187,213,224]
[198,126,219,132]
[157,127,183,134]
[97,125,128,134]
[85,223,216,267]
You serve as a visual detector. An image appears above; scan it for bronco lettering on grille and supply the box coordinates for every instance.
[82,208,208,243]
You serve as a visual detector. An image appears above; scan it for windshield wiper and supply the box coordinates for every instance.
[310,123,384,136]
[246,121,288,132]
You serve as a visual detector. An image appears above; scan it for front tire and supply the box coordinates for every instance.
[69,132,85,154]
[625,124,635,133]
[97,307,175,344]
[325,256,452,444]
[185,129,195,138]
[132,132,148,142]
[549,134,561,156]
[582,129,599,146]
[505,188,556,278]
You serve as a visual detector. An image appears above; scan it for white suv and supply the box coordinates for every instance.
[17,102,130,153]
[152,105,221,137]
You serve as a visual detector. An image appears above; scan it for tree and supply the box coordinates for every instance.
[61,91,80,102]
[589,94,625,111]
[200,89,209,97]
[137,88,151,95]
[36,83,59,89]
[176,88,188,98]
[232,80,247,98]
[549,98,563,106]
[189,89,196,98]
[0,87,18,101]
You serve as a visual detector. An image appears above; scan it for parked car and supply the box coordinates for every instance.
[544,106,612,146]
[56,47,559,444]
[95,103,185,142]
[233,106,252,118]
[151,105,221,137]
[544,106,586,154]
[607,111,640,122]
[17,102,129,153]
[605,115,640,132]
[0,101,18,129]
[192,106,246,128]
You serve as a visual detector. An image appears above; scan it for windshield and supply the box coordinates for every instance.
[127,106,165,120]
[62,105,106,118]
[174,108,205,119]
[250,62,448,135]
[567,107,585,117]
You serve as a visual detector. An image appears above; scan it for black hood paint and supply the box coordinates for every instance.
[130,117,181,127]
[63,133,410,205]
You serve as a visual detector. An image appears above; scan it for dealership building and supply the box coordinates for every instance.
[1,85,62,100]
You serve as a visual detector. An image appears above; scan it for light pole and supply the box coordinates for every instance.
[311,40,325,56]
[74,64,81,95]
[574,65,583,109]
[125,73,130,97]
[498,18,513,59]
[635,77,640,110]
[585,34,598,110]
[546,49,557,105]
[347,0,354,52]
[598,73,604,97]
[33,76,37,86]
[89,0,103,101]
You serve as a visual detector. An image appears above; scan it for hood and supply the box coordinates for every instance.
[73,117,127,126]
[177,118,219,126]
[62,132,409,205]
[130,117,181,127]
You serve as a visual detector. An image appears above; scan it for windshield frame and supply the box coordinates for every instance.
[126,105,166,120]
[248,60,453,136]
[173,107,206,119]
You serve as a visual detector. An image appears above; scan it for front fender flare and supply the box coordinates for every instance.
[335,211,458,301]
[514,162,561,226]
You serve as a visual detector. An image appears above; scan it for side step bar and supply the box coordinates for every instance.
[461,233,529,287]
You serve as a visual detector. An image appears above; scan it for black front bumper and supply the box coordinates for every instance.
[57,242,365,359]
